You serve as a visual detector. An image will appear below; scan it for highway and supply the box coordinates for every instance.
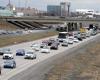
[9,34,100,80]
[0,33,100,80]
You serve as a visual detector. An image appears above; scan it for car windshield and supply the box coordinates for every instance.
[0,49,3,51]
[74,38,77,40]
[49,38,55,41]
[3,48,10,51]
[63,41,67,43]
[4,60,13,64]
[58,33,67,39]
[52,43,57,46]
[33,44,39,47]
[5,52,12,54]
[17,49,24,52]
[43,46,49,49]
[27,52,33,54]
[69,38,73,40]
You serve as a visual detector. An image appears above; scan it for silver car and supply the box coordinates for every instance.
[24,51,36,59]
[62,40,68,46]
[4,59,16,68]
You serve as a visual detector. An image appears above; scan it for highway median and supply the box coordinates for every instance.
[0,30,58,47]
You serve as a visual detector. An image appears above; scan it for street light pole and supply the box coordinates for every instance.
[67,2,71,17]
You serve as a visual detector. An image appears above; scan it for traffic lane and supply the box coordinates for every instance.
[0,34,100,80]
[9,34,100,80]
[0,35,97,79]
[0,39,75,80]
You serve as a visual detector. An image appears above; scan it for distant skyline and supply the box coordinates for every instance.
[0,0,100,11]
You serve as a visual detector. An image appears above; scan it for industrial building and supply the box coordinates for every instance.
[47,2,71,17]
[47,5,61,16]
[0,6,13,16]
[76,9,100,18]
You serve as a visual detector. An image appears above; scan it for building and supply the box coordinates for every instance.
[47,2,71,17]
[60,2,67,17]
[47,5,61,16]
[0,6,13,16]
[14,6,46,17]
[76,9,95,14]
[75,9,100,18]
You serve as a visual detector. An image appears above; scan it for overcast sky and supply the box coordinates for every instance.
[0,0,100,11]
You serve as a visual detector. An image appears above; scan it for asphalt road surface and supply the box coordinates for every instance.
[8,34,100,80]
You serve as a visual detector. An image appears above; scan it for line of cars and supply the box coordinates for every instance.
[0,30,23,35]
[0,30,98,74]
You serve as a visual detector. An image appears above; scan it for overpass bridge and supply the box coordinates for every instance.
[0,16,100,23]
[0,16,100,30]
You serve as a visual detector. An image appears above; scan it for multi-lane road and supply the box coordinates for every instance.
[0,33,100,80]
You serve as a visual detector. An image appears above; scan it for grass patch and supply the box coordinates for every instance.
[45,39,100,80]
[0,30,58,47]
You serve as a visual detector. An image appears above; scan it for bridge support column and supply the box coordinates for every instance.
[79,23,83,28]
[72,23,77,31]
[67,23,73,31]
[74,23,78,31]
[77,23,80,31]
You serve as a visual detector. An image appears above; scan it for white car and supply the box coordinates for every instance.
[31,43,40,51]
[3,51,14,59]
[41,46,50,53]
[0,48,11,55]
[68,37,73,44]
[62,40,68,46]
[73,38,79,43]
[58,38,67,42]
[24,51,36,59]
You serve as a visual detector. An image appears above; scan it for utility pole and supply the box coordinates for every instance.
[9,0,11,5]
[24,0,28,16]
[25,0,28,9]
[18,0,20,8]
[8,0,11,10]
[67,2,71,17]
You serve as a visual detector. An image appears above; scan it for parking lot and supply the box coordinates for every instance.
[0,32,100,80]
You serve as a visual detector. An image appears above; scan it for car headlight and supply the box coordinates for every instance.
[11,64,13,67]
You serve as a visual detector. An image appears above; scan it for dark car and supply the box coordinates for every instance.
[81,33,86,39]
[50,42,59,50]
[47,39,55,46]
[77,37,83,41]
[16,49,25,56]
[40,43,47,48]
[42,40,48,44]
[91,31,97,36]
[4,59,16,68]
[77,33,83,41]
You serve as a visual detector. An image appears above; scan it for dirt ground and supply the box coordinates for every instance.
[44,38,100,80]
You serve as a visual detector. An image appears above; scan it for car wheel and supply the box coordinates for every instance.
[14,65,16,68]
[56,48,58,50]
[31,58,33,60]
[34,57,36,59]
